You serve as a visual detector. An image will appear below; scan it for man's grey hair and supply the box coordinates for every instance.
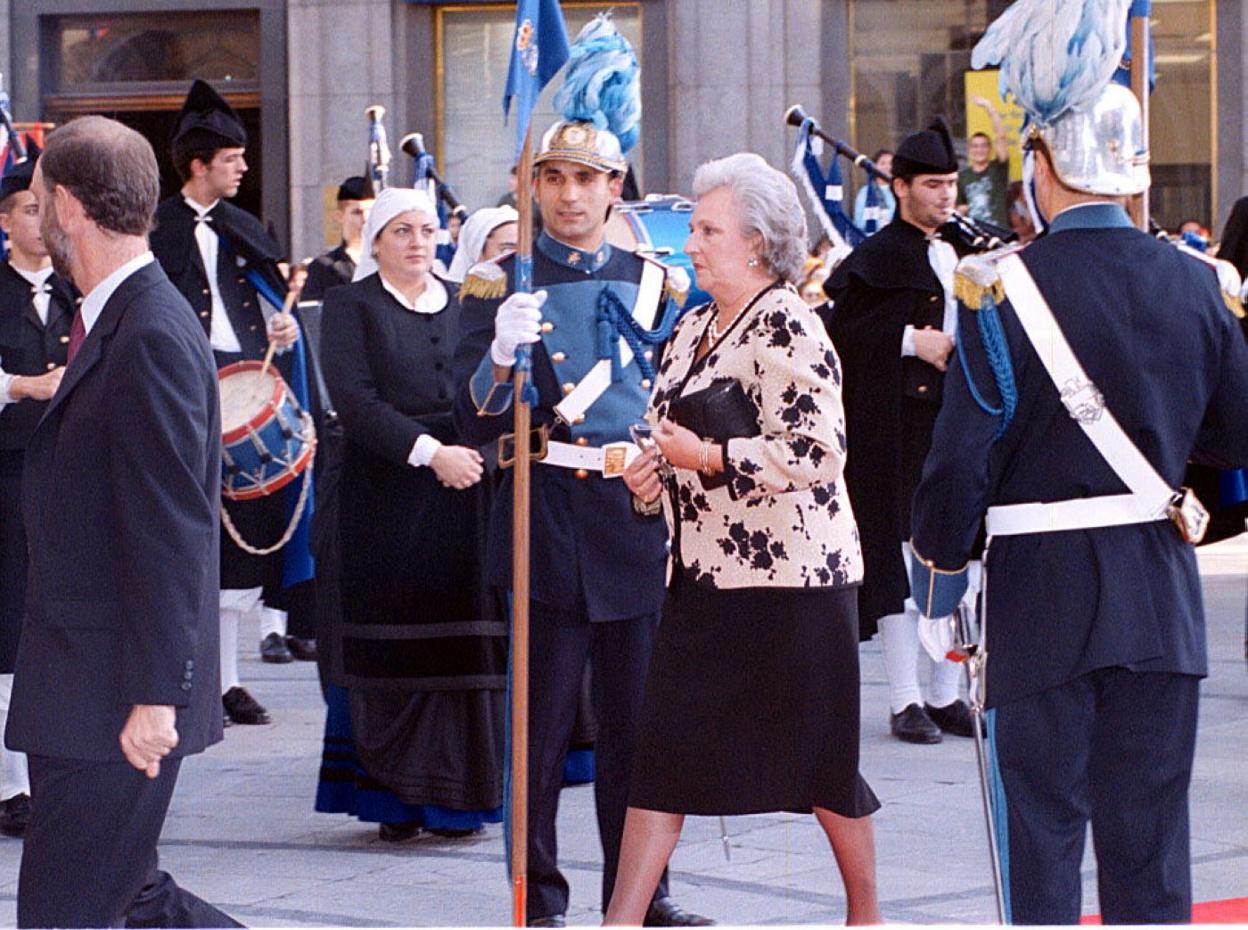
[691,152,808,283]
[40,115,159,237]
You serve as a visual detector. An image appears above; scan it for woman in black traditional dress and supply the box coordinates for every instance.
[314,187,506,840]
[606,154,880,923]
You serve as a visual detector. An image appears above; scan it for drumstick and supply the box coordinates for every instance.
[258,289,298,381]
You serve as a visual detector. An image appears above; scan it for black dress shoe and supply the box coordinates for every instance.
[0,793,30,838]
[427,826,481,839]
[926,699,978,738]
[527,916,566,928]
[260,632,293,664]
[890,703,942,744]
[285,636,318,662]
[644,897,715,927]
[223,686,271,725]
[378,821,422,843]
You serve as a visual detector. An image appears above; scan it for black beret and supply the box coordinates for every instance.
[892,117,958,179]
[0,140,41,201]
[170,79,247,163]
[336,175,375,202]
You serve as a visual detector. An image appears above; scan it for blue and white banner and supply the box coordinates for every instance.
[790,118,866,252]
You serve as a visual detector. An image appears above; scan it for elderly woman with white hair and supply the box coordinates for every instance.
[607,154,881,923]
[315,188,506,841]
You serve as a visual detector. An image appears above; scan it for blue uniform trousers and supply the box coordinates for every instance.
[991,668,1199,924]
[525,601,668,921]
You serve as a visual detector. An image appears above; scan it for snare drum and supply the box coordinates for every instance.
[219,361,316,501]
[607,195,710,307]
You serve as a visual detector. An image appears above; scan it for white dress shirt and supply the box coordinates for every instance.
[184,195,243,353]
[79,251,156,337]
[901,237,959,357]
[0,265,57,409]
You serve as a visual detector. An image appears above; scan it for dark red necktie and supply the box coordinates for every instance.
[67,310,85,365]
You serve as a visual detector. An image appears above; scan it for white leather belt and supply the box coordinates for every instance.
[985,493,1169,537]
[539,440,641,478]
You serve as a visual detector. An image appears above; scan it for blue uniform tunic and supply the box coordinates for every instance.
[909,203,1248,923]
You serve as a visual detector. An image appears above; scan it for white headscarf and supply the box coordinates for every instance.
[445,206,520,283]
[352,187,439,282]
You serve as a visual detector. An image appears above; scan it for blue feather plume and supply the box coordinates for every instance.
[552,13,641,154]
[972,0,1131,125]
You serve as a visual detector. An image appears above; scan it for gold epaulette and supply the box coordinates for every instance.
[953,245,1021,310]
[645,255,690,308]
[459,258,509,301]
[1178,244,1245,318]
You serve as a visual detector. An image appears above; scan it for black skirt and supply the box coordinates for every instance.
[629,572,880,818]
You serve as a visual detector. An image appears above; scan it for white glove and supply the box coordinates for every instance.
[490,290,547,368]
[917,613,957,664]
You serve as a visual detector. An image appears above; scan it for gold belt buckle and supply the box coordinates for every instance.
[497,425,550,470]
[601,442,631,478]
[1166,486,1209,545]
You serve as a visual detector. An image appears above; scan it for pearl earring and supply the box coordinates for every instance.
[746,257,759,268]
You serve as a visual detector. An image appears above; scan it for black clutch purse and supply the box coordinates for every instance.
[668,378,760,490]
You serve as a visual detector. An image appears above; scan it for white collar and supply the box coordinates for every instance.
[379,273,448,314]
[80,252,155,336]
[183,194,220,218]
[11,264,54,289]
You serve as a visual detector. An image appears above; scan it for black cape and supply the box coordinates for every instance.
[823,218,964,637]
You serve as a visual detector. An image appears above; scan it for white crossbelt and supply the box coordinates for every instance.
[538,440,641,478]
[554,260,666,426]
[985,254,1174,537]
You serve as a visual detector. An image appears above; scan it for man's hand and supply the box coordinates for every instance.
[430,445,484,490]
[913,327,955,372]
[11,368,65,402]
[267,313,299,348]
[119,704,178,779]
[971,95,995,112]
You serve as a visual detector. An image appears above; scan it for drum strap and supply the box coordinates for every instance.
[555,260,665,425]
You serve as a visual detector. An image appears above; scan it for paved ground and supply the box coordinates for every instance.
[0,537,1243,927]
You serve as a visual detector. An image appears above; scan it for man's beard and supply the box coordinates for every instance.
[40,206,74,281]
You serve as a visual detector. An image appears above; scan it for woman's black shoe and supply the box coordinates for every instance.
[378,821,422,842]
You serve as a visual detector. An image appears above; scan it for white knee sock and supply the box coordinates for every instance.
[257,606,287,641]
[0,674,29,799]
[927,656,964,708]
[219,588,261,693]
[878,611,923,714]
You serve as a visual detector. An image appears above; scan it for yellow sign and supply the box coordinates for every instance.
[964,69,1026,182]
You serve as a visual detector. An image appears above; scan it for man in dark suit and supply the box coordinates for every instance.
[8,114,239,928]
[909,83,1248,923]
[300,175,373,302]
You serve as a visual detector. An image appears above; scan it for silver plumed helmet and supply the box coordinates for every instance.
[1034,83,1149,196]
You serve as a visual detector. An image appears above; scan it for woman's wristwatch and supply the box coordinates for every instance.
[632,493,664,517]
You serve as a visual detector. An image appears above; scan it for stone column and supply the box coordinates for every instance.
[287,0,405,262]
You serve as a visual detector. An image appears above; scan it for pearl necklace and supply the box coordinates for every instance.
[706,302,743,344]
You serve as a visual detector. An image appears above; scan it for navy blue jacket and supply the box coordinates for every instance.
[910,204,1248,707]
[451,234,669,622]
[7,261,224,761]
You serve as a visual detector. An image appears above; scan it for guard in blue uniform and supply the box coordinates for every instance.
[908,77,1248,922]
[451,119,706,928]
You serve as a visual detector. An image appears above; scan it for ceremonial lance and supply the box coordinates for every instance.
[502,2,570,925]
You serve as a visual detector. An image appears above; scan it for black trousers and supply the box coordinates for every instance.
[526,602,669,921]
[19,755,242,929]
[991,668,1200,925]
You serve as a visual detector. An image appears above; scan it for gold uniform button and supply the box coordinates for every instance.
[243,300,252,308]
[200,310,210,318]
[540,321,554,334]
[249,324,258,332]
[643,350,653,361]
[59,335,70,344]
[929,295,939,303]
[573,415,586,425]
[575,437,589,447]
[574,468,589,480]
[551,351,567,363]
[917,384,929,394]
[562,382,575,395]
[640,378,652,389]
[46,362,56,370]
[201,288,210,296]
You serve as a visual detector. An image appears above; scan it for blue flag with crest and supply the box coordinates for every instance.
[503,0,570,161]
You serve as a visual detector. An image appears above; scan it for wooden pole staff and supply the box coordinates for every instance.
[510,122,536,929]
[1130,2,1151,232]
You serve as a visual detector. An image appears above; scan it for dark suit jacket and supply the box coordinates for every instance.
[7,260,225,762]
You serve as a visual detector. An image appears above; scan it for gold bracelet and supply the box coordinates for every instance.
[698,440,714,476]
